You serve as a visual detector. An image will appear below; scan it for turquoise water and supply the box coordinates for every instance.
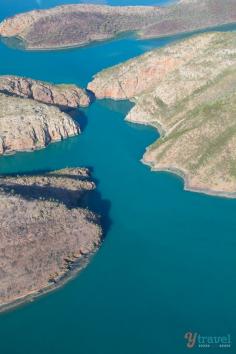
[1,1,236,354]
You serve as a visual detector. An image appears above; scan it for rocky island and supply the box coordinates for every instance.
[0,76,90,155]
[0,1,235,50]
[0,168,102,310]
[88,32,236,197]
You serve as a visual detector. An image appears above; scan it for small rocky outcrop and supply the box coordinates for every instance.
[0,76,90,110]
[0,168,102,309]
[0,93,80,155]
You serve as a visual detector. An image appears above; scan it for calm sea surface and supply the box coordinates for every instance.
[0,1,236,353]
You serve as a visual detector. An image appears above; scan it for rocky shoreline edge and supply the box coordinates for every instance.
[88,31,236,198]
[132,109,236,199]
[0,73,104,311]
[125,114,236,199]
[0,168,103,311]
[0,248,96,314]
[142,147,236,199]
[0,75,91,156]
[0,2,235,50]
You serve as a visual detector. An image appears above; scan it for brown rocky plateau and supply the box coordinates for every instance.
[0,92,80,155]
[0,1,235,50]
[0,76,91,155]
[0,75,90,110]
[0,167,102,310]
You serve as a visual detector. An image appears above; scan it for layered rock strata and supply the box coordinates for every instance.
[0,93,80,155]
[88,32,236,196]
[0,76,90,109]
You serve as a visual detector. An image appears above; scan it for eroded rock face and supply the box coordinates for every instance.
[0,76,90,109]
[0,1,235,50]
[0,93,80,155]
[0,168,102,308]
[88,32,236,196]
[88,33,228,100]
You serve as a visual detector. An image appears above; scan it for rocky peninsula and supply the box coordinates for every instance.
[0,76,90,109]
[0,76,91,155]
[0,1,235,50]
[0,168,102,311]
[0,93,80,155]
[88,32,236,197]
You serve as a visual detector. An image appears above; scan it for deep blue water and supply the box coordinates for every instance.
[0,1,236,354]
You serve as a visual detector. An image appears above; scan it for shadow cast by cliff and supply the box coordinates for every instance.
[67,109,88,132]
[0,168,112,237]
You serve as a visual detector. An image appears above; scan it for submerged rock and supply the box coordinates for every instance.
[0,168,102,309]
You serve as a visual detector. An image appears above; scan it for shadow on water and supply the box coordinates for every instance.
[0,89,90,133]
[79,168,112,238]
[99,98,134,115]
[68,109,89,132]
[86,89,96,104]
[84,188,112,238]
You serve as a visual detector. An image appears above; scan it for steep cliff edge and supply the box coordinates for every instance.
[88,32,236,197]
[0,168,102,310]
[0,1,235,50]
[0,76,90,109]
[0,93,80,155]
[0,75,92,155]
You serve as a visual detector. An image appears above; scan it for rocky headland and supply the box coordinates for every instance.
[88,32,236,197]
[0,75,90,110]
[0,92,80,155]
[0,76,91,155]
[0,168,102,310]
[0,1,235,50]
[0,78,101,310]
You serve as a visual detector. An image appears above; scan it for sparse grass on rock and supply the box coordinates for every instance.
[0,168,102,310]
[88,32,236,196]
[0,1,235,50]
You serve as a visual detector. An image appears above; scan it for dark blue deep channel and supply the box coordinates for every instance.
[0,1,236,353]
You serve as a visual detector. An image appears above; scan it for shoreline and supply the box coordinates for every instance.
[139,20,236,41]
[1,31,136,52]
[0,168,103,315]
[1,21,236,53]
[142,144,236,200]
[126,105,236,200]
[0,247,100,314]
[0,129,79,158]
